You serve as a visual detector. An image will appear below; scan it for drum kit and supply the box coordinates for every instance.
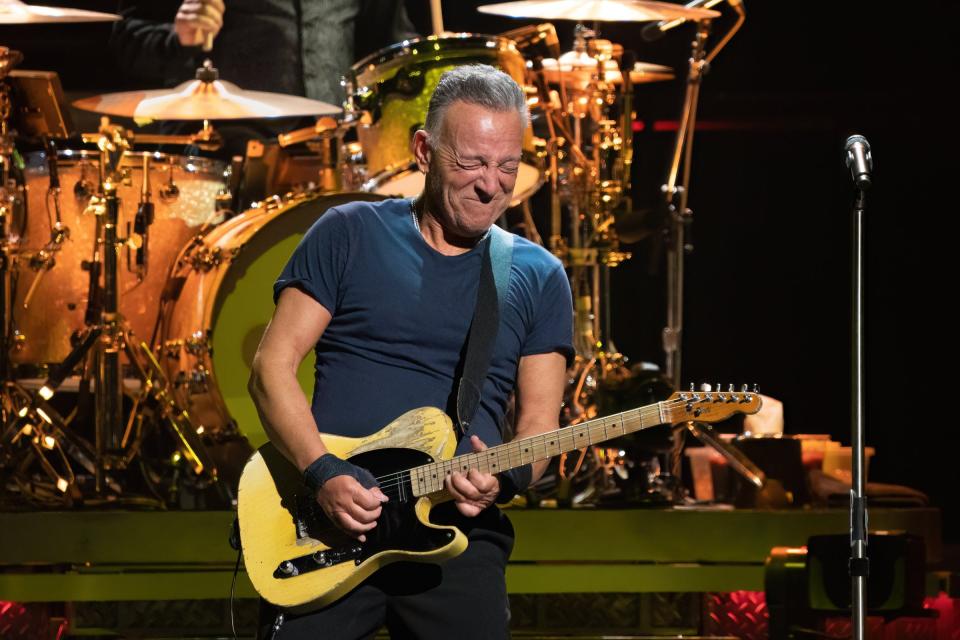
[0,0,744,507]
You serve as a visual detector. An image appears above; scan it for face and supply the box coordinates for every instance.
[413,101,524,240]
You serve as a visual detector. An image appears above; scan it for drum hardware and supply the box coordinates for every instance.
[0,47,24,420]
[80,120,224,154]
[0,120,221,500]
[656,3,745,387]
[481,3,740,506]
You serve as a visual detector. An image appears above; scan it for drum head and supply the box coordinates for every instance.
[209,192,384,447]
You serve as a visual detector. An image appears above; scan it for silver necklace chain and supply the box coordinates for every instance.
[411,199,421,233]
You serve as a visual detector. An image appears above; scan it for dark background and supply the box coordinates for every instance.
[2,1,954,542]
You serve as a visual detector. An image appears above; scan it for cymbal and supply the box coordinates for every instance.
[541,52,674,86]
[0,0,120,24]
[477,0,720,22]
[73,69,341,121]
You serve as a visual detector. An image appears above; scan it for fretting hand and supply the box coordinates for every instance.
[444,435,500,517]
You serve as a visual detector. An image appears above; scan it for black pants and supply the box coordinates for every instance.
[258,504,515,640]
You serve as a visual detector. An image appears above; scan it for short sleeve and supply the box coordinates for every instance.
[521,262,575,366]
[273,207,349,311]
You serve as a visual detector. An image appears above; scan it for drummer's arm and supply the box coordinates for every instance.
[109,0,200,83]
[248,286,331,471]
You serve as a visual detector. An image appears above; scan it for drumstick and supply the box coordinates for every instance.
[430,0,444,36]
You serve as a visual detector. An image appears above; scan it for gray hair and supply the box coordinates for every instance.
[423,64,528,140]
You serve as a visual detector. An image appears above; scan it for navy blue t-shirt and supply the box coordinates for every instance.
[274,198,574,454]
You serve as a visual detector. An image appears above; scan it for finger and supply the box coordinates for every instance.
[449,472,484,501]
[467,469,499,494]
[456,502,483,518]
[469,435,488,452]
[194,15,222,32]
[177,14,220,33]
[331,509,378,537]
[203,0,226,17]
[345,500,382,525]
[370,486,390,503]
[444,473,467,501]
[200,3,224,28]
[353,486,386,510]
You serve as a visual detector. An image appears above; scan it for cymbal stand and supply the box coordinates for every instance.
[657,5,745,388]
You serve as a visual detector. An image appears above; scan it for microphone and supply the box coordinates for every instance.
[844,134,873,190]
[641,0,725,42]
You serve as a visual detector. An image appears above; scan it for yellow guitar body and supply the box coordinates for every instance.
[238,407,467,612]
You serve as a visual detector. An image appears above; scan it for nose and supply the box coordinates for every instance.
[474,167,500,203]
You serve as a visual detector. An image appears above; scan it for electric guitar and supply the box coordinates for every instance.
[238,386,762,612]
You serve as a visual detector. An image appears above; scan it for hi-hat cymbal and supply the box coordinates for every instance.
[73,63,341,121]
[541,52,674,87]
[0,0,120,24]
[478,0,720,22]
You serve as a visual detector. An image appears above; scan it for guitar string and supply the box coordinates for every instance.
[369,407,669,497]
[369,397,733,492]
[366,396,753,497]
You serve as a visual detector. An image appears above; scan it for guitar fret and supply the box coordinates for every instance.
[409,400,684,498]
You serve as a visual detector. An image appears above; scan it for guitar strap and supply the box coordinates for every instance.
[455,225,514,437]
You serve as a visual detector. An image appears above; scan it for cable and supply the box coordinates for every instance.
[230,545,242,640]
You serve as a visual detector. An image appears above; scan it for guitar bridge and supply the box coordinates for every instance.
[274,544,365,579]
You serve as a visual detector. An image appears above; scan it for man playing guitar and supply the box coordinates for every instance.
[248,64,574,639]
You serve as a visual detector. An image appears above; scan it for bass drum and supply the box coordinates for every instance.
[158,192,385,448]
[11,150,228,368]
[345,34,544,205]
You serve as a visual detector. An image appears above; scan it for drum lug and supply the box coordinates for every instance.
[185,331,212,357]
[189,246,224,272]
[175,366,211,394]
[163,339,184,359]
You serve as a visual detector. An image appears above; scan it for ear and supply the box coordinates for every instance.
[412,130,431,173]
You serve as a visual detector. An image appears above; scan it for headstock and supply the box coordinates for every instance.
[663,383,762,425]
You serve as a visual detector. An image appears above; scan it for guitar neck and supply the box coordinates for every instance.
[408,400,667,498]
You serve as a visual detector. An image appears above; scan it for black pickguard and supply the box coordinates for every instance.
[275,447,454,572]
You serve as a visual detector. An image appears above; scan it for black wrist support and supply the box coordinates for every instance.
[303,453,379,492]
[496,463,533,504]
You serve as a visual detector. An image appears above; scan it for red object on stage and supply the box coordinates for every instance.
[703,591,769,640]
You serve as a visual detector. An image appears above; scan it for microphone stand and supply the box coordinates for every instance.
[849,152,871,640]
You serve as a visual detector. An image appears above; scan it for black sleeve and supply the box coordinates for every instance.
[355,0,420,60]
[109,0,202,86]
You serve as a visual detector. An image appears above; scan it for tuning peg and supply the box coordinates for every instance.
[752,383,759,393]
[741,383,748,393]
[700,383,712,392]
[689,382,695,392]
